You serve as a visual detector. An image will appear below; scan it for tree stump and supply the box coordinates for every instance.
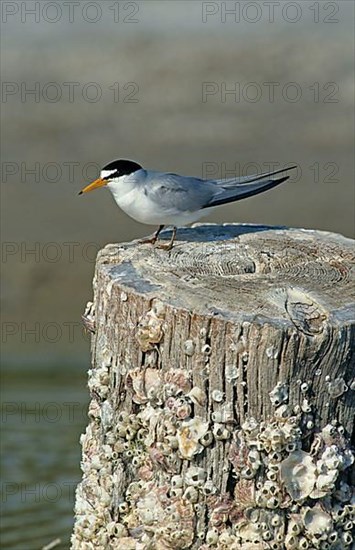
[72,224,355,550]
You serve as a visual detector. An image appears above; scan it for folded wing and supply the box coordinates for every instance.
[144,166,296,213]
[204,166,296,208]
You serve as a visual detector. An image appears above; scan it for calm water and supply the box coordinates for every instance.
[1,366,89,549]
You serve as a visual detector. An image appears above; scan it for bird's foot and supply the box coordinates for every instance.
[138,235,158,245]
[138,225,165,246]
[154,227,177,251]
[154,240,174,251]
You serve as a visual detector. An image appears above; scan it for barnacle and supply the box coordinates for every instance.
[302,505,333,536]
[327,377,348,398]
[183,339,195,356]
[177,417,209,459]
[184,467,206,487]
[211,389,225,402]
[135,302,165,351]
[126,367,163,404]
[187,386,206,407]
[269,382,289,406]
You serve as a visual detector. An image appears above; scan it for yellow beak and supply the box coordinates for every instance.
[79,177,107,195]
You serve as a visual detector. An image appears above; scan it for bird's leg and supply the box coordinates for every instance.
[139,225,165,245]
[155,226,177,251]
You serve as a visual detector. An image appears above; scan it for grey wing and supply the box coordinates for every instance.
[204,165,297,208]
[145,172,215,213]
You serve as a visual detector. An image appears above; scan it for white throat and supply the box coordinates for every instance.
[106,169,145,203]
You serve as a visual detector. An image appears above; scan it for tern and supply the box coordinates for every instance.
[79,160,296,250]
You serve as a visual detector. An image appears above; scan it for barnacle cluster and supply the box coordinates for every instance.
[72,303,354,550]
[74,369,354,550]
[223,410,354,550]
[72,342,216,549]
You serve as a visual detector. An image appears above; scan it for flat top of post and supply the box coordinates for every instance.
[96,224,355,331]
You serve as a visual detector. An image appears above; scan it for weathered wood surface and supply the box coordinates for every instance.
[72,224,355,550]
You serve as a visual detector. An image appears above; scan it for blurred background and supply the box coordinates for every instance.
[1,1,354,547]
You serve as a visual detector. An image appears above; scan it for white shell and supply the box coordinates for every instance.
[327,377,348,398]
[211,389,225,402]
[183,486,199,503]
[269,382,289,406]
[177,417,209,459]
[184,466,206,487]
[187,386,206,406]
[280,450,316,500]
[206,528,219,544]
[183,339,195,356]
[302,506,333,535]
[171,475,183,488]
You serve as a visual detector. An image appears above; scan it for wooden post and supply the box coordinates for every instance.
[72,224,355,550]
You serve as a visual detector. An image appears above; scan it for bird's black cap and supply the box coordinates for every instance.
[101,159,142,179]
